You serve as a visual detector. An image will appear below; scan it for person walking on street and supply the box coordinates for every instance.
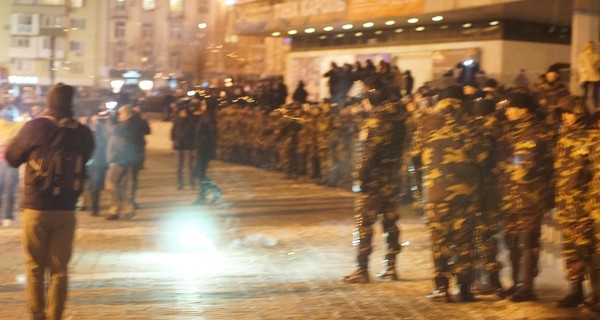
[342,79,406,284]
[192,97,222,205]
[5,83,94,320]
[171,100,197,190]
[105,105,139,220]
[128,105,151,208]
[0,109,23,227]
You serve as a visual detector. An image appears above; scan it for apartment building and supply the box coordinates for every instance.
[1,0,225,104]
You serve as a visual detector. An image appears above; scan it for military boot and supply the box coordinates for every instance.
[376,254,399,280]
[426,276,452,302]
[556,276,584,308]
[342,256,370,284]
[510,238,536,302]
[488,270,504,295]
[455,273,476,302]
[586,254,600,312]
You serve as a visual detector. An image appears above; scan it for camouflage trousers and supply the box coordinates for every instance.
[560,217,596,281]
[353,189,401,268]
[423,201,477,280]
[503,211,543,286]
[474,210,503,272]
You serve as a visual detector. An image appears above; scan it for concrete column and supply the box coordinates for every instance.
[570,0,600,94]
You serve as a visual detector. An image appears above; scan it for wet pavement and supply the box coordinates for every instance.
[0,144,597,319]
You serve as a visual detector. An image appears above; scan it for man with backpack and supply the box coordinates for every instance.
[5,83,94,320]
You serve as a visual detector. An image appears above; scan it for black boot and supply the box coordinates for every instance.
[556,277,584,308]
[427,276,451,302]
[499,236,521,299]
[456,273,476,302]
[586,254,600,312]
[510,232,537,302]
[376,254,398,281]
[488,270,504,294]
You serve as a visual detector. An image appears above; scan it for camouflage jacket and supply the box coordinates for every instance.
[498,115,553,214]
[554,123,595,221]
[411,98,488,203]
[355,101,406,189]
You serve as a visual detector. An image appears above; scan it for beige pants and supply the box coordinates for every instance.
[22,209,76,320]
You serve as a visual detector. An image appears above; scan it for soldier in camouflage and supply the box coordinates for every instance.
[496,92,554,302]
[553,95,597,308]
[342,83,406,284]
[410,85,487,302]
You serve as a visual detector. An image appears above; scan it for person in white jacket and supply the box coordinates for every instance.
[577,41,600,112]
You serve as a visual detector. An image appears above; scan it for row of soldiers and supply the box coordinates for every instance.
[214,65,600,312]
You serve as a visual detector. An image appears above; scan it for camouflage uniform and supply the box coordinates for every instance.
[343,101,406,283]
[411,96,487,301]
[315,106,338,186]
[554,96,598,307]
[497,101,553,301]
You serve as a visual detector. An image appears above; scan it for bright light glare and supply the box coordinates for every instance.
[198,23,207,29]
[342,24,353,30]
[304,28,315,33]
[415,26,426,31]
[271,31,281,36]
[288,29,298,35]
[463,59,474,66]
[187,90,196,96]
[463,23,472,28]
[363,22,374,28]
[432,16,443,22]
[138,80,154,91]
[323,26,334,31]
[408,18,419,24]
[385,20,395,26]
[489,20,500,26]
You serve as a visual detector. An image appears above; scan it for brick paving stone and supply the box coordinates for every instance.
[0,147,598,319]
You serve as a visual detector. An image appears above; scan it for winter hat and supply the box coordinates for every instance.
[558,95,587,118]
[483,79,498,89]
[440,85,465,101]
[46,82,74,117]
[507,92,537,112]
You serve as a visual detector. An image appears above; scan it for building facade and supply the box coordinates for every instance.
[227,0,600,101]
[0,0,226,105]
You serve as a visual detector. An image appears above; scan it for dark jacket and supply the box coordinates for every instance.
[171,113,196,150]
[107,117,142,167]
[5,117,94,210]
[194,104,218,160]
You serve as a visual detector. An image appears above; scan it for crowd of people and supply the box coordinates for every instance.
[1,41,600,319]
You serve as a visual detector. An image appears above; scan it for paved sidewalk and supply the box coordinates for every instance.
[0,148,596,319]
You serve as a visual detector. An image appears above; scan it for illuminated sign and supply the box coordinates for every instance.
[122,70,142,78]
[8,76,39,84]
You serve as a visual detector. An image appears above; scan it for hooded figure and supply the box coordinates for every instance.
[46,82,75,119]
[4,82,94,320]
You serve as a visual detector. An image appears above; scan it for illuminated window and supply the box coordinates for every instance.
[115,21,125,38]
[170,0,183,12]
[142,0,155,10]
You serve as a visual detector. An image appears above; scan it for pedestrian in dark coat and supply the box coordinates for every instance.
[128,106,150,208]
[292,81,308,105]
[171,102,197,190]
[5,83,94,320]
[192,97,222,205]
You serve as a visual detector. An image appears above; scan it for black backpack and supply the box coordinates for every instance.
[28,116,86,197]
